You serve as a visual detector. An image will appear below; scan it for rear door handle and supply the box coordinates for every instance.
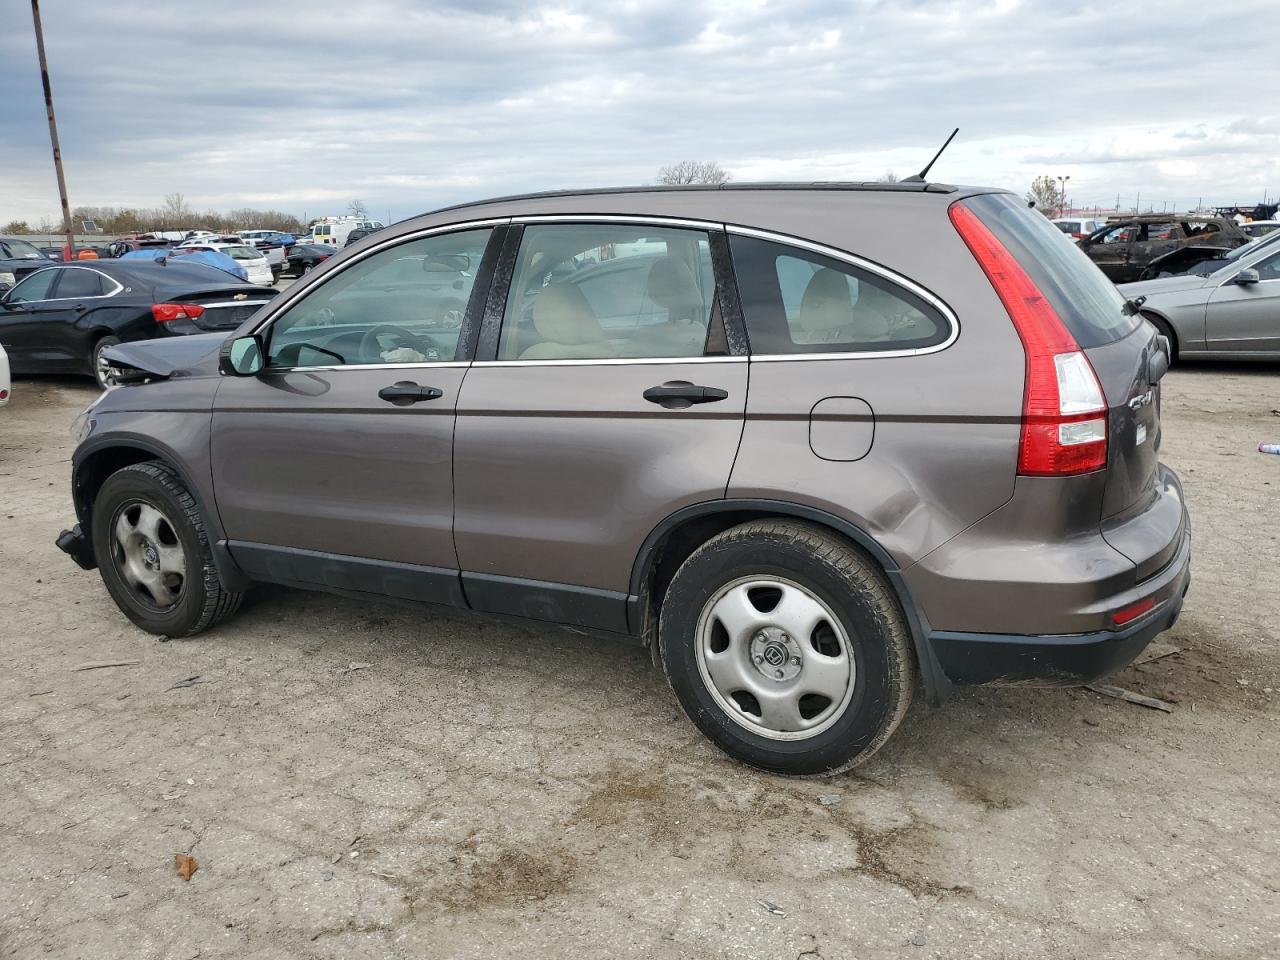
[643,380,729,409]
[378,381,443,406]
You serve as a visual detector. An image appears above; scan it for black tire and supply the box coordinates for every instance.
[90,462,242,637]
[1143,313,1178,363]
[659,520,915,776]
[92,335,121,389]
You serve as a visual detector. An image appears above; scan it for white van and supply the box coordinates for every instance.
[310,217,385,247]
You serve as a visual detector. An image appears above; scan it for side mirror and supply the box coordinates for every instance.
[1232,268,1260,285]
[220,334,265,376]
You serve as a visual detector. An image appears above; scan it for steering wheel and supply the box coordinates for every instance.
[358,324,443,363]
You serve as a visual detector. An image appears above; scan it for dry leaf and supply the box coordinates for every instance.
[175,854,198,881]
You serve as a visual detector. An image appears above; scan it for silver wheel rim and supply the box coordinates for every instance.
[95,344,115,389]
[695,575,856,741]
[110,500,187,610]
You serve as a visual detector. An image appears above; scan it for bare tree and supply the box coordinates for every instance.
[657,160,730,185]
[348,198,370,218]
[1025,176,1065,217]
[880,170,899,183]
[1,220,32,234]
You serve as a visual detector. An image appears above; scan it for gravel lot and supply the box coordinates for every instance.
[1,363,1277,960]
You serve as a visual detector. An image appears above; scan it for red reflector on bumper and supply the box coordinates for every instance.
[1113,597,1156,627]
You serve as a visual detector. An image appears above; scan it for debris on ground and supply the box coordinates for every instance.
[817,794,842,806]
[166,675,216,691]
[1135,642,1180,665]
[71,660,140,672]
[341,662,373,675]
[1085,684,1174,713]
[174,854,198,881]
[757,898,787,917]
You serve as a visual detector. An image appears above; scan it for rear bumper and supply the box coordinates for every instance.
[926,523,1190,686]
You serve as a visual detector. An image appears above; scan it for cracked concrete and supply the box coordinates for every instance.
[1,364,1277,959]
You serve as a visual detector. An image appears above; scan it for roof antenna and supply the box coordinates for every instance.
[902,128,959,183]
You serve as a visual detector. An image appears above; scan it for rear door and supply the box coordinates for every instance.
[1126,221,1181,282]
[452,220,746,633]
[1204,248,1280,353]
[210,224,502,604]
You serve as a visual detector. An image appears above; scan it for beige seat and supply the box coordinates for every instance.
[635,257,708,356]
[519,284,615,360]
[795,269,895,345]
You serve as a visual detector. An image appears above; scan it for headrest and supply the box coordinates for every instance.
[646,257,703,321]
[798,268,855,333]
[531,283,604,345]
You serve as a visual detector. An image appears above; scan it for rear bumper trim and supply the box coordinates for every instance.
[927,539,1190,687]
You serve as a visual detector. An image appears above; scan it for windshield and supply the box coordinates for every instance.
[1,238,47,260]
[225,245,263,261]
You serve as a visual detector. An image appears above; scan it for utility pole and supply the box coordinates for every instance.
[31,0,74,260]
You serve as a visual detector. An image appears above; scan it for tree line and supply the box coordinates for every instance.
[2,192,306,236]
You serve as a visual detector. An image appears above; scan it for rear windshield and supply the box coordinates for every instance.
[963,193,1139,348]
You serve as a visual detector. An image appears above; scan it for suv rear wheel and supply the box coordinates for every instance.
[659,520,915,775]
[90,462,242,637]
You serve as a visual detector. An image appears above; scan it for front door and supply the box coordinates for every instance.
[1204,249,1280,353]
[210,225,500,605]
[0,267,63,372]
[1082,222,1136,282]
[453,221,747,633]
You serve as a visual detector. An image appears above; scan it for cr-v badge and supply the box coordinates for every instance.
[1128,389,1154,410]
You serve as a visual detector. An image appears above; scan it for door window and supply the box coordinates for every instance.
[1096,224,1134,244]
[730,236,948,354]
[54,268,107,299]
[4,268,58,303]
[497,224,716,360]
[264,228,493,368]
[1251,251,1280,281]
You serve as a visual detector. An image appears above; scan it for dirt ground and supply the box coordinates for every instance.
[1,364,1277,960]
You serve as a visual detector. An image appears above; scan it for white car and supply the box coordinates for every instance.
[0,342,9,407]
[1052,217,1107,241]
[176,241,275,285]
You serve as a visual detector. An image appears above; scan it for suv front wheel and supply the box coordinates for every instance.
[659,520,915,775]
[90,462,242,637]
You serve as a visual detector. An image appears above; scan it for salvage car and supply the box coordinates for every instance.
[1120,234,1280,360]
[1080,215,1250,283]
[55,183,1189,775]
[174,240,274,285]
[0,260,276,388]
[1140,228,1280,280]
[0,237,58,293]
[283,243,335,276]
[0,342,9,406]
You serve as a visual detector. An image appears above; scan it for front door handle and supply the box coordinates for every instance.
[378,381,443,406]
[643,380,729,409]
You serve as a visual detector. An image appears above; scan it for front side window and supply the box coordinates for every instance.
[265,227,493,368]
[731,236,947,354]
[1252,251,1280,281]
[5,268,58,303]
[498,224,716,360]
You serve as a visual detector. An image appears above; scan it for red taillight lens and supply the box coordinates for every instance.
[948,203,1108,476]
[1112,596,1156,627]
[151,303,207,323]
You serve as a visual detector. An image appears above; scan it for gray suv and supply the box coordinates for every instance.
[57,183,1191,775]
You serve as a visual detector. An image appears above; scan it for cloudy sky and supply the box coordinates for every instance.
[1,0,1276,226]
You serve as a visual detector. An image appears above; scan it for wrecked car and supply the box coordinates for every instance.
[1079,215,1250,283]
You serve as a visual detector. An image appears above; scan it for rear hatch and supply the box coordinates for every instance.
[959,193,1174,543]
[155,283,277,330]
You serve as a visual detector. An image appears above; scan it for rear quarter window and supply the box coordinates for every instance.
[730,236,949,355]
[962,193,1139,348]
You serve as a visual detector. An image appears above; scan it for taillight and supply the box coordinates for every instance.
[152,303,207,323]
[1112,596,1156,627]
[949,202,1108,476]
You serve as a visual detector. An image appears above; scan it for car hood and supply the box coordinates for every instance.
[102,333,227,380]
[1117,275,1211,299]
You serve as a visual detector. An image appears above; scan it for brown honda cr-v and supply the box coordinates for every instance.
[58,182,1190,775]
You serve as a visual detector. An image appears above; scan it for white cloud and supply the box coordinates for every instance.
[0,0,1277,225]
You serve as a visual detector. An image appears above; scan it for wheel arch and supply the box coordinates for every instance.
[1139,309,1179,358]
[72,437,250,590]
[629,499,953,705]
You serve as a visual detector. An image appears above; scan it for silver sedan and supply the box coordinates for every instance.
[1119,233,1280,360]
